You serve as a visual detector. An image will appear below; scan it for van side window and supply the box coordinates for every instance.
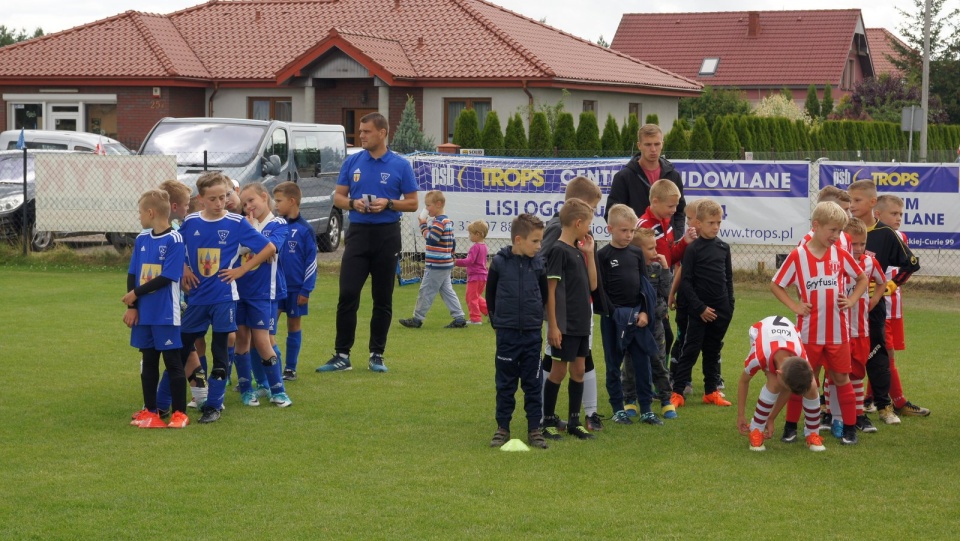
[25,142,69,150]
[316,131,345,174]
[292,132,322,178]
[265,129,289,167]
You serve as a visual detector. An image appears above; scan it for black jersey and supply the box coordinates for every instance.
[546,241,592,336]
[597,244,646,308]
[866,219,920,286]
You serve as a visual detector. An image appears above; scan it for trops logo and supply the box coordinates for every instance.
[832,167,920,187]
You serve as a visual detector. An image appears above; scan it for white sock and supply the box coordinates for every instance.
[582,368,598,416]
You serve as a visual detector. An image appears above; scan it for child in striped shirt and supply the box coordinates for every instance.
[400,190,467,328]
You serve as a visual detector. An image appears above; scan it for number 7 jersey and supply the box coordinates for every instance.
[744,315,807,376]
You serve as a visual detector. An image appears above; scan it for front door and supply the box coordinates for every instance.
[49,104,80,131]
[343,108,377,147]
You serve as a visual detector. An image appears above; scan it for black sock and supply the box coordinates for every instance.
[568,379,584,425]
[543,379,561,419]
[785,421,798,430]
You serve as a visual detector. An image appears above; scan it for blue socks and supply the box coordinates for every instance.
[286,331,302,371]
[206,376,227,411]
[199,355,208,374]
[250,349,268,389]
[263,356,285,395]
[156,370,171,411]
[234,352,253,393]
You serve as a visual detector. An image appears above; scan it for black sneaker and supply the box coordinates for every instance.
[198,406,221,424]
[157,408,170,420]
[399,318,422,328]
[586,412,604,431]
[444,319,467,328]
[639,412,664,426]
[282,369,297,381]
[781,425,798,443]
[856,415,878,433]
[527,429,548,449]
[841,426,859,445]
[568,424,596,440]
[820,412,833,429]
[368,354,388,373]
[489,428,510,448]
[541,415,563,440]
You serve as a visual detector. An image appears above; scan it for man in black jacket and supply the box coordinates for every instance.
[605,123,686,236]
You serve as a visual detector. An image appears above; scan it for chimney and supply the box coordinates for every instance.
[747,11,760,37]
[255,9,262,22]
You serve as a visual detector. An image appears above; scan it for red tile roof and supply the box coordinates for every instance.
[612,9,868,88]
[0,0,699,94]
[867,28,910,78]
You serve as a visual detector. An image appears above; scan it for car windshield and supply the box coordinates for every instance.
[139,123,266,167]
[0,155,34,183]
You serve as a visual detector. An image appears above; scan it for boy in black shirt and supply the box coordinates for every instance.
[598,205,662,426]
[672,199,735,408]
[543,199,598,440]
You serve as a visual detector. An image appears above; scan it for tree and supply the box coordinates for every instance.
[480,110,504,155]
[503,113,528,154]
[528,111,552,157]
[713,117,741,158]
[644,114,659,125]
[804,84,821,120]
[663,121,688,156]
[621,113,639,153]
[526,89,569,134]
[553,112,577,152]
[453,108,481,149]
[835,73,949,124]
[781,88,794,102]
[821,84,834,119]
[0,26,43,47]
[391,95,435,153]
[576,111,601,154]
[678,86,751,124]
[596,35,609,47]
[600,114,621,155]
[688,117,714,155]
[754,93,813,124]
[735,115,754,151]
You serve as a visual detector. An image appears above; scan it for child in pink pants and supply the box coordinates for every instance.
[455,220,489,324]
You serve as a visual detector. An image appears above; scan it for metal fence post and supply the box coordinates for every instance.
[22,148,27,255]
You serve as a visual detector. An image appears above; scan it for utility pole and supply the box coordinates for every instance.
[920,0,931,161]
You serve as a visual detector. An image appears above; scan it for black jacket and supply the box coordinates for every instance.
[486,246,548,331]
[606,154,686,235]
[678,236,735,319]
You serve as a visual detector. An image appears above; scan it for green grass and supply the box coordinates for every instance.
[0,268,957,539]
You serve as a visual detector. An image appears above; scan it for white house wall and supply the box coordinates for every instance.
[204,87,307,121]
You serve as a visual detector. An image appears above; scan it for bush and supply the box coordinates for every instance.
[452,109,481,149]
[689,117,713,154]
[576,111,601,154]
[528,111,552,157]
[480,111,504,155]
[503,113,528,155]
[664,120,688,155]
[804,84,821,120]
[600,114,622,155]
[714,116,741,158]
[391,95,435,153]
[621,113,639,153]
[553,112,577,152]
[645,113,659,125]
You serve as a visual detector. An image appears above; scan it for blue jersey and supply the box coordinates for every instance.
[280,213,318,296]
[179,212,270,306]
[128,229,184,326]
[237,215,288,301]
[337,149,418,225]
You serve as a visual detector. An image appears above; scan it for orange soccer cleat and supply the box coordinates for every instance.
[137,411,168,429]
[805,432,827,452]
[749,428,766,451]
[670,392,685,408]
[702,391,731,407]
[167,411,190,428]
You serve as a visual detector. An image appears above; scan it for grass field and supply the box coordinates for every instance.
[0,263,957,539]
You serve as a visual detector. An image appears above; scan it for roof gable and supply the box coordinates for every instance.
[867,28,910,78]
[612,9,868,87]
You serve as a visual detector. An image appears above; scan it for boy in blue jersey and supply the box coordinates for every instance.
[273,182,317,381]
[233,182,292,408]
[125,190,189,429]
[179,172,277,424]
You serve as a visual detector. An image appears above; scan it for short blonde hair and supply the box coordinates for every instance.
[635,227,656,243]
[273,181,302,204]
[425,190,445,205]
[139,189,171,218]
[240,182,273,210]
[847,179,877,198]
[844,216,868,237]
[564,176,602,204]
[467,220,489,239]
[817,185,851,204]
[650,179,681,202]
[559,198,594,227]
[196,171,231,195]
[876,194,904,212]
[637,123,662,140]
[606,204,638,227]
[684,199,702,217]
[812,201,849,228]
[158,180,191,209]
[696,199,723,221]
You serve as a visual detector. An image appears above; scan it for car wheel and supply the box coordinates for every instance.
[318,210,341,252]
[29,222,55,252]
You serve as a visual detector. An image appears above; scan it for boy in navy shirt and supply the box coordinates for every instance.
[273,182,318,381]
[179,172,276,424]
[125,190,188,429]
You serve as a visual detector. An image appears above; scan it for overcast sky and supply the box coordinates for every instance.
[6,0,911,43]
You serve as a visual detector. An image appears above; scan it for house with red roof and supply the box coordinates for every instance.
[867,28,911,79]
[612,9,877,105]
[0,0,700,149]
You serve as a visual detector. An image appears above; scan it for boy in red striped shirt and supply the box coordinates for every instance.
[771,202,869,445]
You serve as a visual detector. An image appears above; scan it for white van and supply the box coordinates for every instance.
[0,130,133,155]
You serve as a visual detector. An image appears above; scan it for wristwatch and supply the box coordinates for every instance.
[348,198,356,210]
[386,199,394,210]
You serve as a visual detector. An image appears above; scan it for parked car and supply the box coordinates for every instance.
[136,117,347,251]
[0,149,92,251]
[0,130,133,155]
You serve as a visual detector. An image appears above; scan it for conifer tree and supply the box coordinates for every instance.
[480,110,504,155]
[576,111,601,154]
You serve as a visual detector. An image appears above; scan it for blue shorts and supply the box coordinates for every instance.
[182,301,237,334]
[236,298,273,330]
[278,292,309,317]
[132,325,182,351]
[269,300,279,336]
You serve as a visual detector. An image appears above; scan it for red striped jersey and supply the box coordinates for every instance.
[846,253,885,338]
[773,243,863,345]
[800,230,851,252]
[885,230,907,320]
[743,315,807,376]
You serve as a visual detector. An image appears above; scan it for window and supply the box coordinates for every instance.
[583,100,597,113]
[444,98,491,143]
[699,57,720,76]
[628,103,642,120]
[263,129,289,167]
[293,130,346,177]
[13,104,43,129]
[248,97,292,121]
[85,103,118,139]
